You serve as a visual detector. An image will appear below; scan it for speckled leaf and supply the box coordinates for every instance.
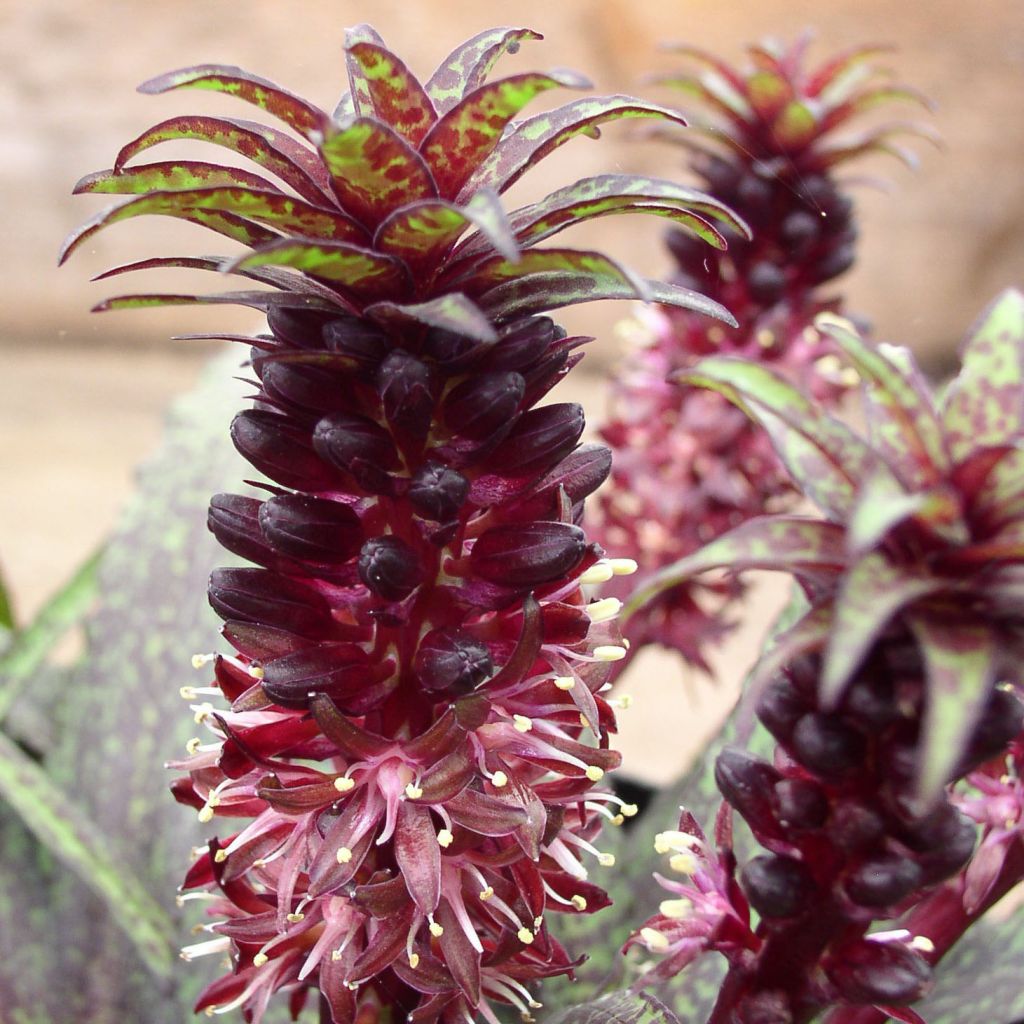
[821,84,934,132]
[625,516,844,623]
[364,293,496,342]
[426,27,543,113]
[75,161,282,195]
[93,289,348,315]
[345,40,436,145]
[967,445,1024,534]
[822,548,943,706]
[907,614,996,802]
[421,70,591,199]
[113,115,331,204]
[653,71,752,122]
[675,356,882,520]
[847,468,928,555]
[941,289,1024,461]
[342,24,388,116]
[819,313,949,487]
[228,238,409,297]
[319,117,437,227]
[463,97,687,198]
[138,64,330,141]
[462,248,644,295]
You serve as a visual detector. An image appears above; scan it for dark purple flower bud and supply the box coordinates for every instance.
[259,361,345,413]
[313,412,397,493]
[470,522,585,587]
[740,854,815,919]
[900,804,976,885]
[714,747,782,835]
[378,350,435,435]
[266,306,332,349]
[845,853,924,908]
[408,461,469,521]
[358,536,422,600]
[665,225,712,273]
[489,403,585,473]
[747,262,787,305]
[843,674,899,730]
[259,494,363,564]
[323,315,390,371]
[423,327,494,370]
[773,777,829,830]
[497,444,612,521]
[829,800,886,853]
[737,172,774,215]
[443,371,525,440]
[208,568,332,637]
[808,240,856,285]
[780,210,819,255]
[261,643,377,710]
[414,628,493,695]
[791,713,866,779]
[756,678,808,742]
[827,939,931,1005]
[486,317,560,372]
[735,992,793,1024]
[231,410,336,491]
[208,493,275,567]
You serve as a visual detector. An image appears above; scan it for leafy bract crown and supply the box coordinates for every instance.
[61,24,744,336]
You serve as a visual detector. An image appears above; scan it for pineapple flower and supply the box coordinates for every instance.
[624,292,1024,1021]
[592,37,936,671]
[63,25,742,1024]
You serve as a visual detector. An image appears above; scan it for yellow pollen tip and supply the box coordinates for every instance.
[334,776,355,792]
[331,950,343,961]
[408,953,420,969]
[579,562,614,585]
[248,664,265,680]
[479,887,494,901]
[594,645,627,662]
[186,737,202,755]
[193,703,215,724]
[286,912,304,923]
[517,927,535,944]
[490,770,509,788]
[429,921,444,937]
[585,765,605,782]
[190,654,210,670]
[253,953,269,967]
[404,783,423,800]
[621,803,638,817]
[437,829,454,848]
[611,814,625,826]
[512,714,533,733]
[214,850,228,863]
[180,686,198,700]
[640,927,670,952]
[554,675,576,691]
[659,898,693,920]
[336,847,353,864]
[579,714,592,729]
[598,852,616,867]
[197,805,214,824]
[571,895,588,911]
[587,597,622,623]
[609,558,638,576]
[911,935,935,954]
[669,852,698,875]
[616,695,634,710]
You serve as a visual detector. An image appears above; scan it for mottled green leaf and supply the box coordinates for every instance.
[965,444,1024,534]
[421,71,590,199]
[319,116,437,227]
[464,97,687,198]
[907,614,996,802]
[93,289,348,315]
[463,247,646,296]
[138,64,330,141]
[747,69,793,116]
[342,23,388,116]
[805,44,894,97]
[819,313,949,487]
[75,161,281,195]
[345,40,436,145]
[674,356,882,520]
[113,114,331,204]
[822,549,942,705]
[846,468,927,556]
[364,293,496,343]
[821,83,934,132]
[426,27,543,113]
[625,516,844,624]
[652,71,751,122]
[941,288,1024,461]
[772,99,817,147]
[817,121,941,171]
[0,548,101,722]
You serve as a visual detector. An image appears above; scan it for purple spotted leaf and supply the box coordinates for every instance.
[458,247,647,297]
[91,289,348,315]
[138,64,330,141]
[341,24,389,116]
[74,161,282,195]
[364,293,496,343]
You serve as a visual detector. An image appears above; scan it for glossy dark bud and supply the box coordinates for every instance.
[414,629,493,695]
[358,536,422,600]
[259,494,363,564]
[808,240,856,285]
[262,643,376,710]
[208,493,274,567]
[665,225,713,274]
[313,413,397,493]
[266,306,332,349]
[231,410,336,491]
[260,360,345,412]
[901,804,976,885]
[423,327,495,370]
[498,444,612,521]
[470,522,585,587]
[780,210,819,254]
[486,317,560,372]
[844,674,899,729]
[737,171,774,215]
[827,939,931,1005]
[757,679,808,742]
[378,351,434,435]
[747,261,787,305]
[829,800,886,853]
[773,777,829,830]
[208,568,332,637]
[740,854,815,919]
[845,853,924,908]
[490,403,585,474]
[700,153,741,195]
[791,713,866,778]
[714,747,782,835]
[323,315,390,371]
[408,462,469,521]
[443,371,525,440]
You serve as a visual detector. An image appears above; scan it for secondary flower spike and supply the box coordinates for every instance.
[64,25,741,1024]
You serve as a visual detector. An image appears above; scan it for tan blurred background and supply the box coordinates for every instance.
[2,0,1023,779]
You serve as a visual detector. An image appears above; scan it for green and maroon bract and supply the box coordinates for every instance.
[593,38,935,671]
[627,292,1024,1023]
[63,24,743,1024]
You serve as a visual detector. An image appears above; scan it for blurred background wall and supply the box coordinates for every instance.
[2,0,1023,773]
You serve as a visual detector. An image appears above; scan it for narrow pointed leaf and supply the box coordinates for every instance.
[625,516,845,623]
[93,289,348,315]
[345,40,436,145]
[464,97,687,197]
[426,27,543,112]
[806,44,894,96]
[461,248,645,296]
[364,293,496,342]
[112,115,331,204]
[75,161,282,195]
[847,468,928,555]
[138,64,330,140]
[822,549,943,705]
[941,288,1024,460]
[342,24,388,116]
[653,72,752,122]
[968,445,1024,533]
[907,614,996,801]
[821,84,935,131]
[319,117,437,227]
